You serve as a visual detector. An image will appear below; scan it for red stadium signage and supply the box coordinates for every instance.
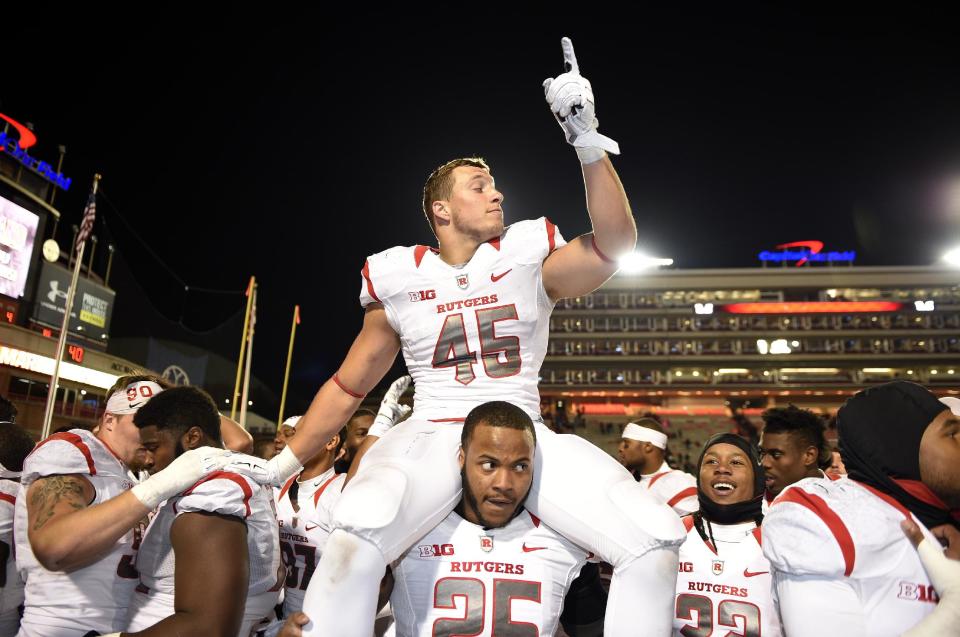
[722,302,903,314]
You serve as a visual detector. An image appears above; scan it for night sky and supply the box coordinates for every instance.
[4,11,960,413]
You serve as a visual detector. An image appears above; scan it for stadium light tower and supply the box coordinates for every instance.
[619,252,674,273]
[943,245,960,267]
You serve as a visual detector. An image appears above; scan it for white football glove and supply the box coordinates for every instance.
[130,446,232,510]
[224,446,303,487]
[368,375,412,438]
[543,37,620,164]
[903,536,960,636]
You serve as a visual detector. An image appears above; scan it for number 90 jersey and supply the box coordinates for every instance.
[389,509,588,637]
[360,218,565,421]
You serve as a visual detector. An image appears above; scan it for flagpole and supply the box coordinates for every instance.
[41,174,101,439]
[238,284,257,430]
[230,276,255,420]
[277,305,300,429]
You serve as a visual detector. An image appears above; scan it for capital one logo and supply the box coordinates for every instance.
[0,113,37,151]
[0,112,71,191]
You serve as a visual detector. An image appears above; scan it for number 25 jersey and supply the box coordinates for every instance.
[389,510,588,637]
[359,218,566,421]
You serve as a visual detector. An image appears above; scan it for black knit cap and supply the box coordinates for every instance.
[696,433,765,524]
[838,380,953,529]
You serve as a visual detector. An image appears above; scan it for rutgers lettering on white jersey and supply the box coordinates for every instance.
[675,516,782,637]
[276,469,344,616]
[359,217,566,421]
[763,477,936,636]
[126,462,283,635]
[389,509,588,637]
[0,478,22,635]
[640,462,698,516]
[13,429,139,636]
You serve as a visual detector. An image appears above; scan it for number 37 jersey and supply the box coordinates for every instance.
[360,217,566,421]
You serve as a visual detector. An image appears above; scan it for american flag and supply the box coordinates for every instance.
[75,188,96,252]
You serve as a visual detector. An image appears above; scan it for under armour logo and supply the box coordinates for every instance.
[47,280,69,304]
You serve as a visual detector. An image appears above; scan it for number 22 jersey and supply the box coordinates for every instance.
[359,217,566,421]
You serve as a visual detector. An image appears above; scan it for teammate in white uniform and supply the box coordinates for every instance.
[14,376,229,637]
[675,433,781,637]
[123,386,283,637]
[385,401,590,637]
[275,420,345,617]
[0,423,34,637]
[618,420,697,515]
[763,381,957,636]
[230,37,684,637]
[758,405,831,510]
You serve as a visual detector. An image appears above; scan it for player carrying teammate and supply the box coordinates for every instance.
[229,36,684,637]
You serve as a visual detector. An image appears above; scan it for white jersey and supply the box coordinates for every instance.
[126,465,283,636]
[763,477,935,636]
[640,462,698,515]
[14,430,139,636]
[675,515,782,637]
[1,479,22,636]
[276,469,343,616]
[389,509,588,637]
[360,217,566,421]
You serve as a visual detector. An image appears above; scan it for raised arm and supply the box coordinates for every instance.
[264,304,400,484]
[220,415,254,454]
[540,37,636,301]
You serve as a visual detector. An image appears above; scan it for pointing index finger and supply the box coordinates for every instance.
[561,37,579,74]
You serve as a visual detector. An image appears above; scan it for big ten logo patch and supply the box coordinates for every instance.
[679,562,693,573]
[898,582,939,604]
[418,543,455,558]
[408,290,437,302]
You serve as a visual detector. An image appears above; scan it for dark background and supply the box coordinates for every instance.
[3,10,959,413]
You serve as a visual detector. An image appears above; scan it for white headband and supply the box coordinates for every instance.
[622,423,668,449]
[281,415,302,429]
[940,396,960,416]
[0,461,20,480]
[106,380,165,415]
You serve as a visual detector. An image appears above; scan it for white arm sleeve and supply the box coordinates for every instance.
[774,571,867,637]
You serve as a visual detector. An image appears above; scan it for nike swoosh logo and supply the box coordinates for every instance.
[743,569,769,577]
[491,269,512,282]
[522,543,546,552]
[305,524,319,531]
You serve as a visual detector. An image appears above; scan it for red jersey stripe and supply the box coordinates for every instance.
[667,487,698,508]
[428,418,466,423]
[278,475,298,503]
[859,482,912,519]
[682,515,696,532]
[545,218,558,253]
[361,260,381,303]
[0,493,14,506]
[183,471,254,518]
[775,488,856,576]
[647,471,671,488]
[31,432,97,476]
[414,245,430,268]
[488,237,501,251]
[313,474,341,507]
[528,512,541,527]
[752,526,763,546]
